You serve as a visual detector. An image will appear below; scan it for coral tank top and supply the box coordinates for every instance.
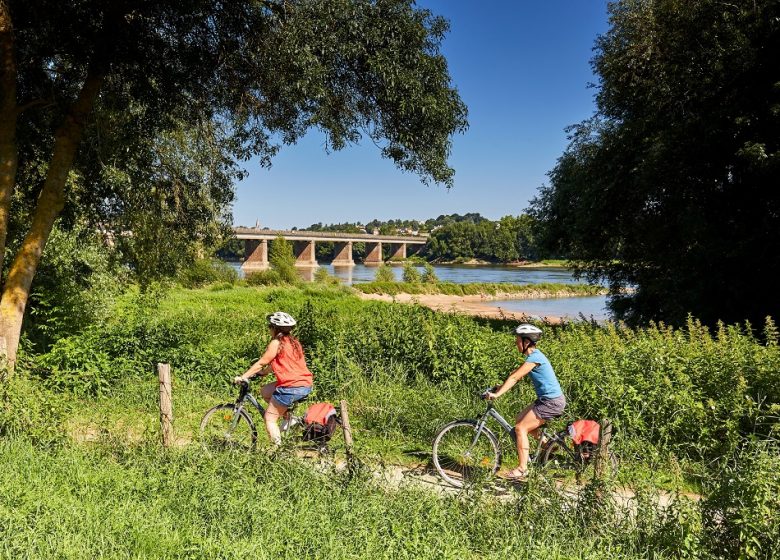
[270,338,313,388]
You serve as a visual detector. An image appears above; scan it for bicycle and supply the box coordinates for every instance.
[199,379,309,451]
[431,388,616,488]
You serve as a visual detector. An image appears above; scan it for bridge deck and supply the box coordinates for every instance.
[233,227,428,244]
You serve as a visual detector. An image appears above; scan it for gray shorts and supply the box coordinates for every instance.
[533,395,566,420]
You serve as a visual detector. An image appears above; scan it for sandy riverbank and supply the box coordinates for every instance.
[357,292,567,323]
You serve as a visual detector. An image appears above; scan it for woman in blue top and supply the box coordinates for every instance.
[487,324,566,479]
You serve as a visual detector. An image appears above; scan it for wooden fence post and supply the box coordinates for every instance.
[339,400,354,462]
[158,363,174,448]
[595,418,613,477]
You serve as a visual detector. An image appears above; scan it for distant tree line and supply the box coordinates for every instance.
[290,213,543,263]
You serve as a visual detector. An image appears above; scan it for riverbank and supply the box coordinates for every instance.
[353,281,604,297]
[432,258,569,268]
[357,291,567,322]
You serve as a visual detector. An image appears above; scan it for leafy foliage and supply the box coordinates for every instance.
[177,259,238,289]
[374,264,395,282]
[427,215,539,262]
[702,440,780,559]
[402,262,422,283]
[532,0,780,326]
[24,224,125,351]
[269,236,300,284]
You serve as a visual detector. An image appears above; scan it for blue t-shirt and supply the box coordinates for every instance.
[525,349,563,400]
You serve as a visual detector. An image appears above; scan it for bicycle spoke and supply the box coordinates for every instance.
[200,405,256,451]
[433,422,499,487]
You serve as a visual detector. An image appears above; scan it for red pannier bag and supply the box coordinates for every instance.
[302,402,338,444]
[568,420,600,462]
[568,419,601,445]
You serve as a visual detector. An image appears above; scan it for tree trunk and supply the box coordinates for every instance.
[0,71,104,368]
[0,0,18,277]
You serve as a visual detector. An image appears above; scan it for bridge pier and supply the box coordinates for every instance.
[364,242,383,265]
[242,239,269,272]
[332,241,355,266]
[293,240,318,267]
[389,243,407,261]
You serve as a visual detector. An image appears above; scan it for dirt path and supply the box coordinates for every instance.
[328,456,701,511]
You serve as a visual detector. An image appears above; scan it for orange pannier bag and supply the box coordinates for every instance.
[568,419,600,445]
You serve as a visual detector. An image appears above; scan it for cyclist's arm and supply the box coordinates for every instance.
[491,361,536,398]
[237,339,280,382]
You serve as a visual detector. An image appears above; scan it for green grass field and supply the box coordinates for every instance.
[1,284,778,558]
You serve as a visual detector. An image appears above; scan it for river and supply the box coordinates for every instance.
[227,262,610,319]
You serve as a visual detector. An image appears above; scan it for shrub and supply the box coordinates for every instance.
[402,262,421,283]
[314,267,341,285]
[374,264,395,283]
[245,269,283,286]
[0,373,68,445]
[421,263,438,283]
[178,258,238,288]
[702,440,780,560]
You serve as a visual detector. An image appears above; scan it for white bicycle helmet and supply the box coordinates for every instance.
[267,311,297,327]
[514,323,542,342]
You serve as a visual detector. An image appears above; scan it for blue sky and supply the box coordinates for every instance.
[233,1,610,229]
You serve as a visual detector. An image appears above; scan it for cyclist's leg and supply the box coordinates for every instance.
[264,399,286,445]
[260,381,277,403]
[513,404,545,474]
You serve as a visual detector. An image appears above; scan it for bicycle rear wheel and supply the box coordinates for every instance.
[199,404,257,451]
[538,437,582,477]
[432,420,501,488]
[539,438,618,478]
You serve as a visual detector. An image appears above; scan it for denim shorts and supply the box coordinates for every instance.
[272,386,312,408]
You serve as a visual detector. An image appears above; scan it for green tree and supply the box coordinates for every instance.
[269,236,299,284]
[532,0,780,326]
[0,0,468,366]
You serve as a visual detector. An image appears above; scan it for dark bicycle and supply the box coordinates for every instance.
[431,387,616,488]
[199,379,308,450]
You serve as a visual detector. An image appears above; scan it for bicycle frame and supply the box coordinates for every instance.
[229,381,303,433]
[234,382,266,417]
[473,401,570,463]
[476,403,517,443]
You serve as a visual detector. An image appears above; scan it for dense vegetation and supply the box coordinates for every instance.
[532,0,780,327]
[2,284,778,557]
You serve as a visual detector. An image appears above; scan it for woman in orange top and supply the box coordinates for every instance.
[234,311,313,444]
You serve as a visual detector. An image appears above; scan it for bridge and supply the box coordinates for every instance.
[233,227,428,271]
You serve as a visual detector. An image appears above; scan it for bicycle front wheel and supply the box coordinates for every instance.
[432,420,501,488]
[199,404,257,451]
